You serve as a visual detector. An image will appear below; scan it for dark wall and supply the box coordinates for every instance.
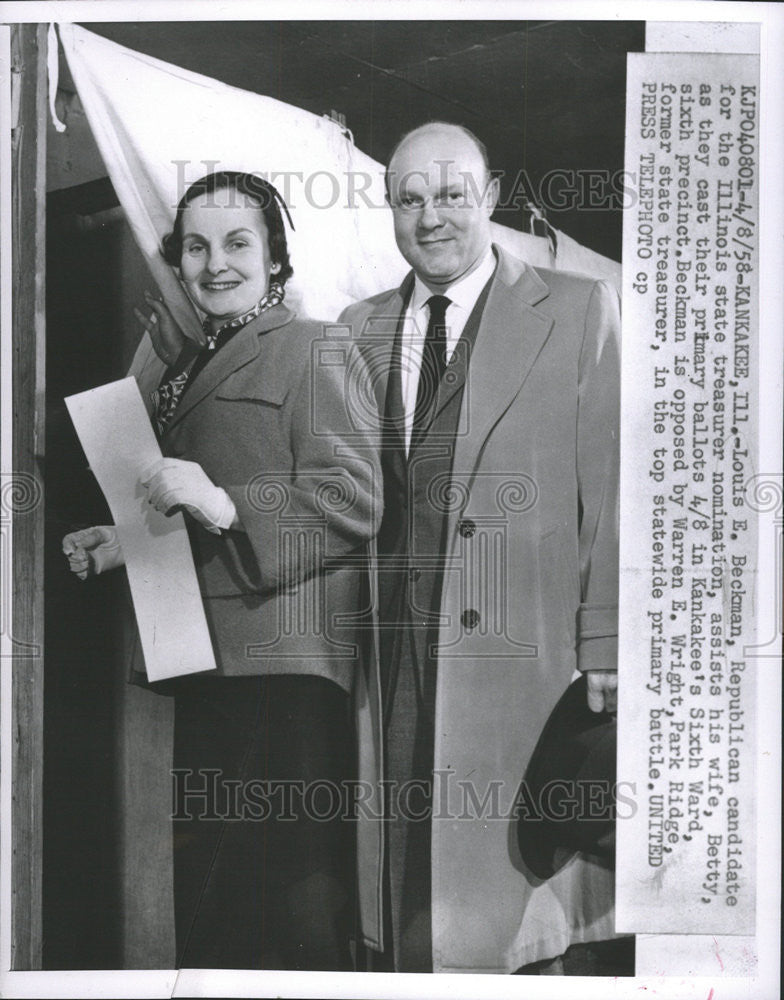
[43,204,155,969]
[43,210,123,969]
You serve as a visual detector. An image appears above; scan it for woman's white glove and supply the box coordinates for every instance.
[141,458,237,534]
[62,525,124,579]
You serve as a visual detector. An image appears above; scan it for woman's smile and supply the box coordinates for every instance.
[201,279,241,291]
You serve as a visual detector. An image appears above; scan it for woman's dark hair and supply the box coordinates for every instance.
[162,171,293,286]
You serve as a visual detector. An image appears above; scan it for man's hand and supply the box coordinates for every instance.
[142,458,236,533]
[62,525,123,579]
[586,669,617,713]
[133,290,186,367]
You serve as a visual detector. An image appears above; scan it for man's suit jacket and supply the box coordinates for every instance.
[340,245,621,971]
[140,303,382,693]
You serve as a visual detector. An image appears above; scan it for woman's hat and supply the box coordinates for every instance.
[516,673,617,879]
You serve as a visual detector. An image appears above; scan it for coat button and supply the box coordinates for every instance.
[409,567,422,582]
[458,519,476,538]
[461,608,480,630]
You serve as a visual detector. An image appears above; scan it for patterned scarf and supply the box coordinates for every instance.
[151,281,285,436]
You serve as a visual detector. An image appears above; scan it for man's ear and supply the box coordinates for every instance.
[484,174,500,216]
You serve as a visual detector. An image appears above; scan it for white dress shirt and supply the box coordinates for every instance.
[400,247,497,451]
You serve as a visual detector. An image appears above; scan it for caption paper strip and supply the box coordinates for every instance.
[66,377,217,682]
[617,51,758,935]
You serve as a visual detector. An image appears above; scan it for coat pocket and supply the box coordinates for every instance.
[214,364,290,406]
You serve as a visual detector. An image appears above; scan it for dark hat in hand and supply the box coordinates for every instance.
[516,673,617,880]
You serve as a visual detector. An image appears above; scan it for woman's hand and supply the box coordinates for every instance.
[133,291,185,367]
[141,458,238,534]
[62,525,124,580]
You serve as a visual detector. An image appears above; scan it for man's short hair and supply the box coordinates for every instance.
[384,121,491,197]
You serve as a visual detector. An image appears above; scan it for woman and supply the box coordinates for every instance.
[62,171,381,970]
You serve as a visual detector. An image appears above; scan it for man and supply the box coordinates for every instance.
[341,122,620,974]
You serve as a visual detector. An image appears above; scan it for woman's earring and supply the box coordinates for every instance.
[270,262,281,274]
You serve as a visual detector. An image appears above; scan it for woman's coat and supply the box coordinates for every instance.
[152,302,382,693]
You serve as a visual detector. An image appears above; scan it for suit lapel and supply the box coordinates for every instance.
[163,303,295,431]
[363,248,554,476]
[425,269,494,428]
[452,247,554,476]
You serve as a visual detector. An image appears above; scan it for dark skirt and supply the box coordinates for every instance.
[167,673,354,970]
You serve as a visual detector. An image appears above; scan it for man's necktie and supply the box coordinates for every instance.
[411,294,450,449]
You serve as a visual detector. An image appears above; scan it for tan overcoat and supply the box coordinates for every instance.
[342,246,621,972]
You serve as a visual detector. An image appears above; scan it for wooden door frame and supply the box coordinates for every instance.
[2,21,47,972]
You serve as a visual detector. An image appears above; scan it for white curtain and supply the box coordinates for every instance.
[57,23,620,397]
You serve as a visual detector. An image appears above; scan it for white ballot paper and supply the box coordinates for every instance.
[65,376,217,681]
